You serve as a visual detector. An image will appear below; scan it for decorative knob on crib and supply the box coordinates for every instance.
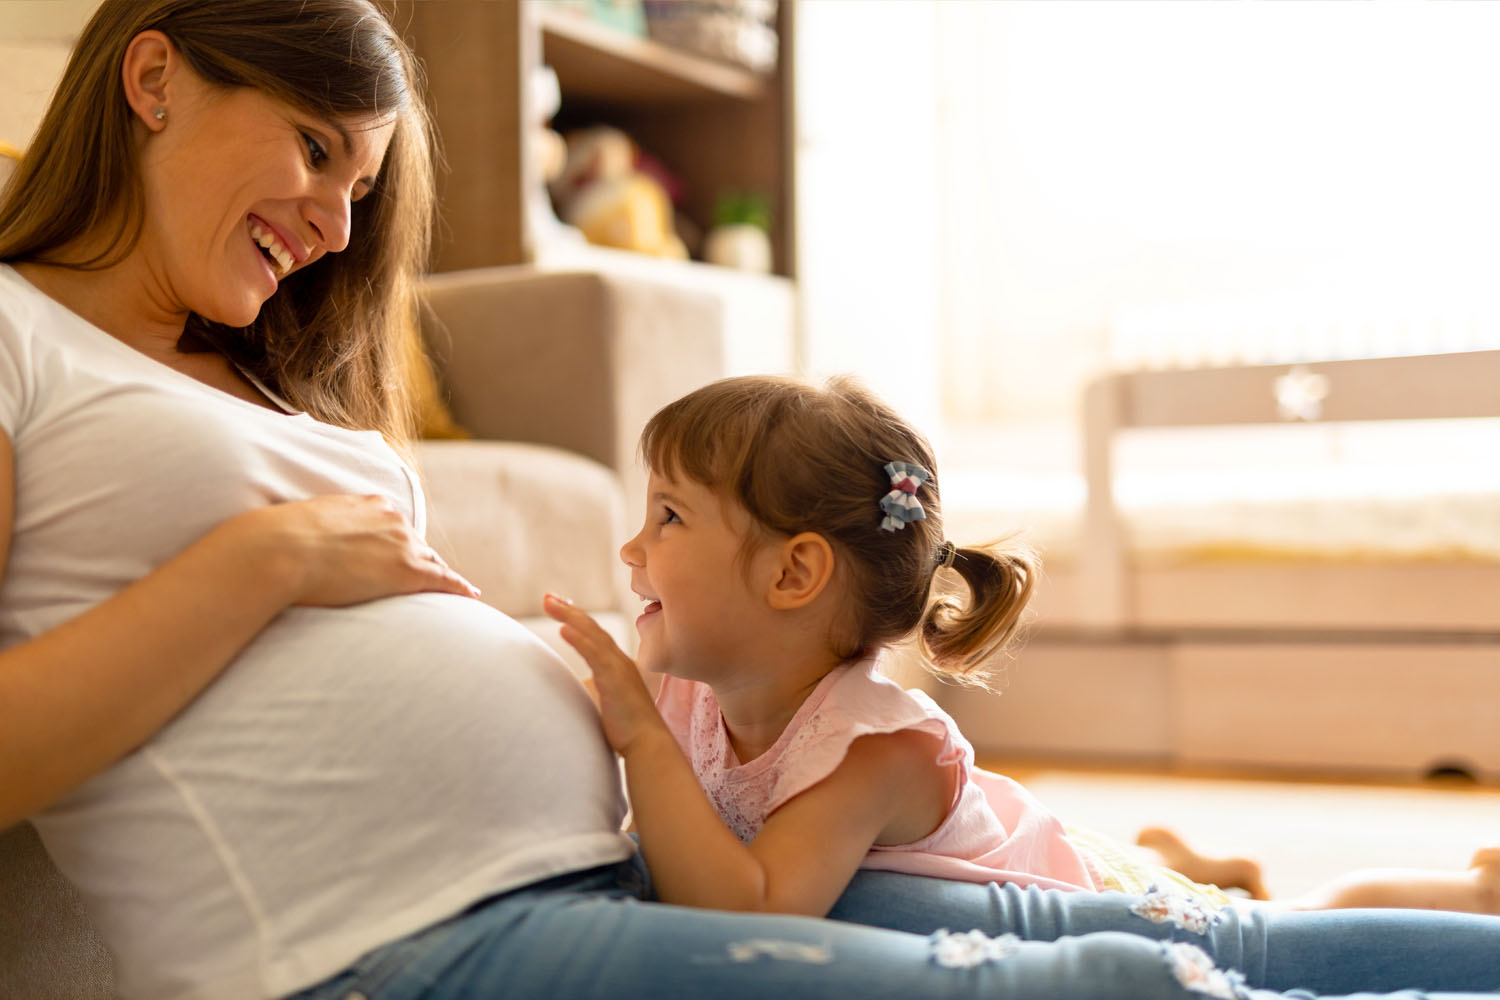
[1273,365,1331,421]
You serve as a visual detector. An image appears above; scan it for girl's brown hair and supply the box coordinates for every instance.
[0,0,436,444]
[641,374,1036,687]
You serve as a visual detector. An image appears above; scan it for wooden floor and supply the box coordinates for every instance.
[978,756,1500,899]
[978,754,1500,789]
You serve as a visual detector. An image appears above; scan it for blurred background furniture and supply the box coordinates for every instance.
[379,0,800,377]
[382,0,794,277]
[940,350,1500,780]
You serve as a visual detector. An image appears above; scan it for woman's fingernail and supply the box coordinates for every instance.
[548,593,572,606]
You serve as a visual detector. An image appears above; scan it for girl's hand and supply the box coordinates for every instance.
[231,494,481,607]
[543,593,666,755]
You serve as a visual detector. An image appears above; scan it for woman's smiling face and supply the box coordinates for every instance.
[134,48,395,326]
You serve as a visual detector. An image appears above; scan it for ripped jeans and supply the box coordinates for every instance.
[288,856,1500,1000]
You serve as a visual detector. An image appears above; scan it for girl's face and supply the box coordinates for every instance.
[620,470,780,683]
[137,70,395,326]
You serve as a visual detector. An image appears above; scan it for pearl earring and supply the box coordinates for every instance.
[153,107,166,122]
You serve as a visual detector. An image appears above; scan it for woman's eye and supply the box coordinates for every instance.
[301,131,328,167]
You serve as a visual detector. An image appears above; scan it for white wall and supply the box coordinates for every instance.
[0,0,96,40]
[0,1,97,150]
[794,0,942,432]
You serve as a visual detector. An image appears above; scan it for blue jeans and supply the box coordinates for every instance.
[829,870,1500,995]
[289,857,1500,1000]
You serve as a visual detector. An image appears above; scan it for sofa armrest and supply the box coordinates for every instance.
[0,822,114,1000]
[419,267,725,528]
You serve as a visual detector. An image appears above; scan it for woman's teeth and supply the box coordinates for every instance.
[248,219,294,276]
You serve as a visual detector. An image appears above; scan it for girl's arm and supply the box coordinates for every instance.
[544,594,950,916]
[0,433,481,828]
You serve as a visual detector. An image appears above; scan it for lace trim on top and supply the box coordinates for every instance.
[666,661,954,845]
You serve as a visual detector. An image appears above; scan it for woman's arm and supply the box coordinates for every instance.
[544,594,949,916]
[0,433,480,827]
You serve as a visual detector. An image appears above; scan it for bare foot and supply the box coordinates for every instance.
[1136,826,1271,900]
[1469,847,1500,914]
[1470,846,1500,868]
[1290,855,1500,913]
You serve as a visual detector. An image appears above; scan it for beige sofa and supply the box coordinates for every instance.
[0,265,725,999]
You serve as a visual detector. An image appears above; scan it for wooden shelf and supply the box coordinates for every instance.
[539,7,766,104]
[390,0,792,277]
[534,237,791,293]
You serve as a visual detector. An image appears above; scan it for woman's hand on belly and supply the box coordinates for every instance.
[240,494,481,607]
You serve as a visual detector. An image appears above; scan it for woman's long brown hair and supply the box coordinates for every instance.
[0,0,437,444]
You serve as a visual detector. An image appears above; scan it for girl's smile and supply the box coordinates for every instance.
[635,593,663,628]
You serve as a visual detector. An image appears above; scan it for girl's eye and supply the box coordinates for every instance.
[662,506,681,525]
[301,131,328,168]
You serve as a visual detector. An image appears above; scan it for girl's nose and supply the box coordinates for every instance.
[620,532,645,568]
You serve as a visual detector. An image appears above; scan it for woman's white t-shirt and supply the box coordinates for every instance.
[0,265,633,1000]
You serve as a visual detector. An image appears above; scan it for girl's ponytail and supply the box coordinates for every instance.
[919,539,1038,687]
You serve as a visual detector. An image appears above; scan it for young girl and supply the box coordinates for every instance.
[544,373,1500,919]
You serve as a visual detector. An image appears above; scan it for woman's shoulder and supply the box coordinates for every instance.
[0,263,50,396]
[0,264,43,339]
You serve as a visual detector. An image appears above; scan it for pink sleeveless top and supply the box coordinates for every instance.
[654,658,1098,892]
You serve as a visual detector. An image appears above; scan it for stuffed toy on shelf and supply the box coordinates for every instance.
[547,125,688,260]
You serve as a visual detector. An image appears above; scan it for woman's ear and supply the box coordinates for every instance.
[121,30,178,132]
[766,532,836,610]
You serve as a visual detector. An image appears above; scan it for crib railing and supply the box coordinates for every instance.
[1078,349,1500,629]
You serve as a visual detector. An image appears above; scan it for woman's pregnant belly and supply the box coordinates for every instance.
[35,593,631,992]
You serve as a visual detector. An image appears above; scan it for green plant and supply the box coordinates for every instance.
[712,190,773,233]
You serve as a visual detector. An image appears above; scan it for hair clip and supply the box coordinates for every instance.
[879,461,930,532]
[936,540,958,569]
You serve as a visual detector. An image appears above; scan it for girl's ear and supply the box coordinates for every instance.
[121,30,178,132]
[766,532,836,610]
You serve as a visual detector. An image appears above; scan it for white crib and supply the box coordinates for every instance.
[937,350,1500,780]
